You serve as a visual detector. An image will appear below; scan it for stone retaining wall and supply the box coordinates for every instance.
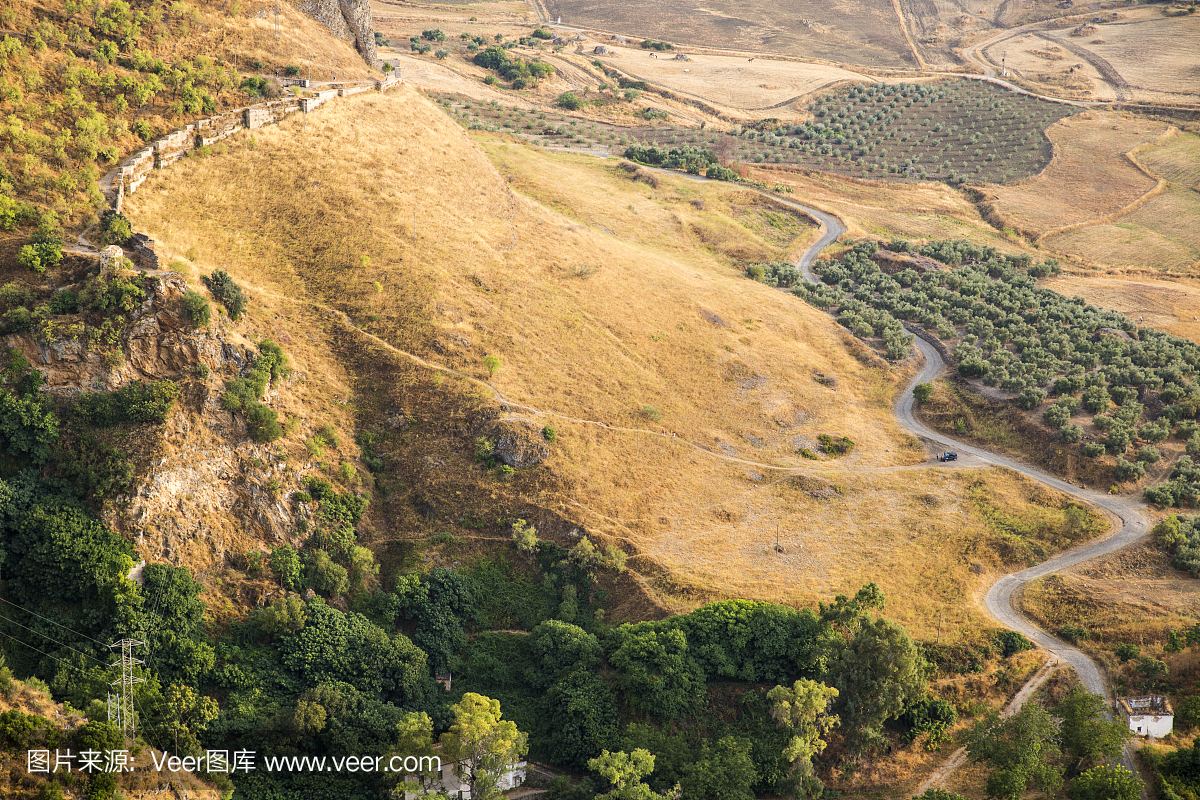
[107,74,403,266]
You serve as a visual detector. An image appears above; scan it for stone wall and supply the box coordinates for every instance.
[106,74,403,265]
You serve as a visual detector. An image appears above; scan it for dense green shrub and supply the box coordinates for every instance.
[748,261,801,288]
[624,144,715,173]
[1113,456,1145,482]
[704,164,739,181]
[181,289,210,327]
[244,401,281,442]
[201,270,247,320]
[1059,423,1082,443]
[74,379,179,426]
[222,340,289,412]
[995,630,1032,657]
[279,600,426,702]
[558,92,583,110]
[97,210,132,246]
[818,434,855,455]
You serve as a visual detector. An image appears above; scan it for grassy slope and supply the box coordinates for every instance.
[122,89,1111,648]
[0,0,373,236]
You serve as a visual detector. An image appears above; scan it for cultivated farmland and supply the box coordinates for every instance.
[983,112,1169,236]
[441,81,1072,187]
[1042,187,1200,273]
[539,0,920,67]
[797,239,1200,484]
[1040,276,1200,345]
[1140,131,1200,190]
[754,80,1070,184]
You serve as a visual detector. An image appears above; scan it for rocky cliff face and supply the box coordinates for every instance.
[9,268,310,604]
[7,273,244,394]
[290,0,380,69]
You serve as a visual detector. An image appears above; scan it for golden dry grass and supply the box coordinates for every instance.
[1021,542,1200,647]
[1042,186,1200,273]
[1140,130,1200,190]
[747,165,1025,250]
[984,111,1168,236]
[123,87,1113,645]
[1040,274,1200,343]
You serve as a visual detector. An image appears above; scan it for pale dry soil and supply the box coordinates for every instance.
[1040,274,1200,344]
[984,110,1167,235]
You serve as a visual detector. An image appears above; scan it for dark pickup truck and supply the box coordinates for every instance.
[937,452,958,462]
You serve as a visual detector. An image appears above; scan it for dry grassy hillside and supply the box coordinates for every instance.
[983,111,1167,237]
[123,87,1108,639]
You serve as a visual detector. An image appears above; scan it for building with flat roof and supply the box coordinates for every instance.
[1118,695,1172,739]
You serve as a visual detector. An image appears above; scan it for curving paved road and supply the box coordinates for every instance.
[790,191,1149,701]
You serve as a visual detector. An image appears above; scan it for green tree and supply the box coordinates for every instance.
[558,92,583,110]
[280,600,427,702]
[161,682,219,756]
[512,518,540,553]
[1056,686,1129,768]
[828,616,926,753]
[394,567,478,674]
[589,749,664,800]
[766,678,839,797]
[529,620,603,687]
[482,354,501,378]
[440,693,529,800]
[257,594,307,637]
[1067,765,1143,800]
[965,704,1064,800]
[608,626,705,721]
[913,382,934,403]
[543,668,620,770]
[304,549,349,596]
[681,735,756,800]
[270,545,301,590]
[1135,655,1168,691]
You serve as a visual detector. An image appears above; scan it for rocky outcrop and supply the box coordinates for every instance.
[337,0,381,69]
[491,419,550,469]
[290,0,381,69]
[5,272,245,394]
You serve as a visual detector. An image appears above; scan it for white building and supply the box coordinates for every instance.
[404,756,527,800]
[1118,695,1173,739]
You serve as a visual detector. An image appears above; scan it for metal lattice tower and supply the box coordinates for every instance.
[109,639,145,742]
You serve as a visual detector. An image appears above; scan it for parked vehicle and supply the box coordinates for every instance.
[937,451,958,462]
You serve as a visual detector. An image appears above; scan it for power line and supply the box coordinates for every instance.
[0,628,95,680]
[0,609,107,669]
[0,596,106,647]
